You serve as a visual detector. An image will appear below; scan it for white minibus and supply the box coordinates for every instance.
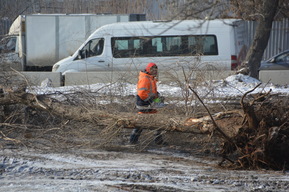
[52,19,241,82]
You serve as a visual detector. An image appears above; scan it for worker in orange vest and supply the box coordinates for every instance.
[130,62,165,145]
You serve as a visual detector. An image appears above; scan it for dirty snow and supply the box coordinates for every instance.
[1,148,289,192]
[29,74,289,98]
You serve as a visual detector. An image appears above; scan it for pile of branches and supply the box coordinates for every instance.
[219,84,289,170]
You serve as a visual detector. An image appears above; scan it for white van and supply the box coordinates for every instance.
[52,19,241,81]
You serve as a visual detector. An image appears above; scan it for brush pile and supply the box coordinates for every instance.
[219,85,289,170]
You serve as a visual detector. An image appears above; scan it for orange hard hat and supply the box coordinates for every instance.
[145,62,157,74]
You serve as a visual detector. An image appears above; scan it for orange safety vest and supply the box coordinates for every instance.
[137,71,158,101]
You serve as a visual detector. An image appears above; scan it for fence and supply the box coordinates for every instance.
[0,18,12,39]
[242,19,289,60]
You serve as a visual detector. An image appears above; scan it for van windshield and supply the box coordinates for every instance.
[79,38,104,59]
[111,35,218,58]
[0,36,16,53]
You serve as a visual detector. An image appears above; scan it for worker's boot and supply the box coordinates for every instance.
[129,128,142,144]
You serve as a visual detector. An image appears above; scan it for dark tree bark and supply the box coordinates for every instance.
[245,0,280,79]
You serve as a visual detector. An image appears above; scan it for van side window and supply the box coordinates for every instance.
[111,35,218,58]
[78,38,104,59]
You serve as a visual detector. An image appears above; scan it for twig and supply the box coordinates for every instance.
[10,68,31,89]
[0,131,21,143]
[188,86,234,145]
[240,83,262,108]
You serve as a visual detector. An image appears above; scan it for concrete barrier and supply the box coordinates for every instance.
[259,70,289,85]
[64,71,139,86]
[64,70,235,86]
[21,72,62,87]
[159,70,234,84]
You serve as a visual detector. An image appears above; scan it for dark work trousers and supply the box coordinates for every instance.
[129,128,143,144]
[131,101,164,144]
[129,128,164,144]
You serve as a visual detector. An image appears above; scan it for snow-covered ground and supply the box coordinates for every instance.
[30,74,289,100]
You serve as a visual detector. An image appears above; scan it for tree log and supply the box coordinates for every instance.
[0,91,204,133]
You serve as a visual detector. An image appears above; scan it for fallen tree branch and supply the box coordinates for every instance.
[0,131,21,143]
[0,91,202,134]
[188,86,234,144]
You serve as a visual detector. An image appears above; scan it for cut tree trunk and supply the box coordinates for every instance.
[0,91,201,133]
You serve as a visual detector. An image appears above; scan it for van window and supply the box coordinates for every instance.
[0,36,16,53]
[78,38,104,59]
[111,35,218,58]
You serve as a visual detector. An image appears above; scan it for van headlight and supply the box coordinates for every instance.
[52,65,59,72]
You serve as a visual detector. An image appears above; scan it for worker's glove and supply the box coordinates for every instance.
[153,96,166,108]
[153,98,161,103]
[155,92,165,103]
[154,96,165,103]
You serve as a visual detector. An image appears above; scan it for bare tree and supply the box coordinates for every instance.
[0,0,33,19]
[243,0,279,78]
[0,0,164,22]
[158,0,230,20]
[230,0,288,79]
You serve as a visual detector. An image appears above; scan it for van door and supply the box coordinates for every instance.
[73,38,110,72]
